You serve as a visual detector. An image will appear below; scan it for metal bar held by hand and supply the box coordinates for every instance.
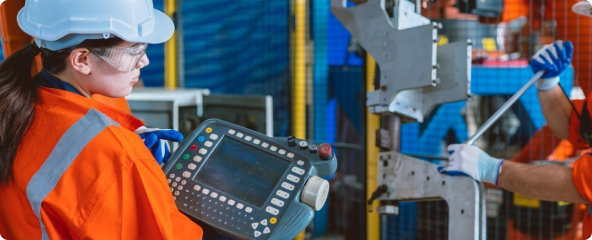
[465,70,545,145]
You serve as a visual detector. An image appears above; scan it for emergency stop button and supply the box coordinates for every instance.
[318,143,333,160]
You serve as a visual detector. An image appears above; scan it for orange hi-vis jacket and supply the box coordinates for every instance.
[566,94,592,239]
[0,88,203,239]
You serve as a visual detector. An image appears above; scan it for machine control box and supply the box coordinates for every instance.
[163,119,337,240]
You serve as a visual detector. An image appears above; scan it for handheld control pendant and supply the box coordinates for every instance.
[163,119,337,240]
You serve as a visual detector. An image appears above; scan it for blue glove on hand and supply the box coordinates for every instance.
[135,127,184,164]
[530,40,573,91]
[438,144,504,184]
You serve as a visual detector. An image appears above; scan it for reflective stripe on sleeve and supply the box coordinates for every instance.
[26,108,119,240]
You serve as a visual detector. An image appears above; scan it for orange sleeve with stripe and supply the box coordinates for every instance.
[572,154,592,203]
[79,158,203,239]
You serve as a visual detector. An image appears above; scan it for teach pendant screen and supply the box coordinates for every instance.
[194,137,291,208]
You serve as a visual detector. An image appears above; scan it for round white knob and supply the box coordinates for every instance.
[301,176,330,211]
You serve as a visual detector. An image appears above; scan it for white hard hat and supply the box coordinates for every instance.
[573,1,592,18]
[17,0,175,50]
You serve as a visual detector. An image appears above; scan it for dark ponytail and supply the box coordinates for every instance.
[0,37,123,184]
[0,43,41,184]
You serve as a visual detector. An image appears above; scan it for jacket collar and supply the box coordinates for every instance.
[38,87,145,132]
[35,70,83,96]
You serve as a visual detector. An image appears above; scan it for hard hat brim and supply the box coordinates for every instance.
[573,1,592,18]
[19,9,174,50]
[132,9,175,45]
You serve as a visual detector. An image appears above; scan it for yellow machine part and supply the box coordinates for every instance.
[366,55,380,240]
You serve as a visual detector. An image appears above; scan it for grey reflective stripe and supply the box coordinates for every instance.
[26,108,119,240]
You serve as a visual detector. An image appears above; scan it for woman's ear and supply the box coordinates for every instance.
[69,48,92,75]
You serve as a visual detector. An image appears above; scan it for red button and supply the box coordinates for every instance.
[190,145,198,151]
[318,143,332,159]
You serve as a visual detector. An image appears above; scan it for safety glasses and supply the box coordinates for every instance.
[89,43,148,72]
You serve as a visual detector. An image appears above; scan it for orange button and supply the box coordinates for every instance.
[270,217,277,224]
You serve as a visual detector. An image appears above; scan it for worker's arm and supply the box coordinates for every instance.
[77,132,203,240]
[538,86,573,139]
[497,160,587,204]
[531,41,574,139]
[440,144,588,204]
[79,156,203,239]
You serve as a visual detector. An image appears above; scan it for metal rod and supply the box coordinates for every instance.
[466,70,545,145]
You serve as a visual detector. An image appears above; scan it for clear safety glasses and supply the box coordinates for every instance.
[89,43,148,72]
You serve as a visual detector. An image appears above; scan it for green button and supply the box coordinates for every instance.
[176,163,183,169]
[183,154,190,160]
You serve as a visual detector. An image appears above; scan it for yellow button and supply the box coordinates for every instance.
[205,128,212,133]
[270,217,277,224]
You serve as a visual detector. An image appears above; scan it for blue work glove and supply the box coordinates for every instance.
[530,40,573,91]
[438,144,504,185]
[135,127,184,164]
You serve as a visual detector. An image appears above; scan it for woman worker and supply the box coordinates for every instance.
[0,0,203,239]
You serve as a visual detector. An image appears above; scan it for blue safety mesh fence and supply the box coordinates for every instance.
[141,0,166,87]
[320,0,367,238]
[180,0,290,136]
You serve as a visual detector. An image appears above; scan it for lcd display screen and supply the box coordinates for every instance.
[194,136,291,208]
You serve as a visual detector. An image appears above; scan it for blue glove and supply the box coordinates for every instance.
[438,144,504,184]
[135,127,184,164]
[530,40,573,91]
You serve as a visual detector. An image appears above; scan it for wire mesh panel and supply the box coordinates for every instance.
[181,0,290,136]
[373,0,590,239]
[141,0,166,87]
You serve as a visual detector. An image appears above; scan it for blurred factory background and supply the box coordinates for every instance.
[1,0,590,239]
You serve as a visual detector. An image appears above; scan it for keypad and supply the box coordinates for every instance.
[292,167,305,175]
[287,174,300,183]
[188,164,197,170]
[266,206,279,215]
[276,190,289,199]
[281,182,295,191]
[271,198,285,207]
[170,125,320,238]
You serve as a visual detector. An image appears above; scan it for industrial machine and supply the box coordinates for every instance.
[163,119,337,239]
[126,88,274,148]
[331,0,484,239]
[331,0,552,239]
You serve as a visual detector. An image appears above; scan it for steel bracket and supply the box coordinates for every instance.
[377,152,486,240]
